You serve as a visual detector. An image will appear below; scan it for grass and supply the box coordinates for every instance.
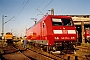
[81,43,90,47]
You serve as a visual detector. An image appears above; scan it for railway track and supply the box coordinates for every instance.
[53,46,90,60]
[0,41,90,60]
[0,43,73,60]
[0,44,31,60]
[29,42,90,60]
[26,45,89,60]
[0,42,62,60]
[28,47,62,60]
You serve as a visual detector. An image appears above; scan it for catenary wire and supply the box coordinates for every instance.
[41,0,53,12]
[14,0,29,21]
[31,0,46,18]
[35,0,53,18]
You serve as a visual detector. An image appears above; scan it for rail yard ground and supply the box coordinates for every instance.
[0,40,90,60]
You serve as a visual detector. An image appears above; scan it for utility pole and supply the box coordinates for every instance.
[1,15,7,39]
[1,15,7,47]
[2,15,4,38]
[11,29,13,33]
[25,28,27,37]
[81,21,85,44]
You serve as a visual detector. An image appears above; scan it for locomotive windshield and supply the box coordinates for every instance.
[52,18,73,26]
[52,18,62,26]
[62,18,73,26]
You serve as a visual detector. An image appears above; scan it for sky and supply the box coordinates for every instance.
[0,0,90,37]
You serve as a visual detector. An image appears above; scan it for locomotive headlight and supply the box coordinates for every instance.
[47,43,48,45]
[68,30,76,34]
[53,30,62,34]
[87,36,90,38]
[71,37,75,39]
[55,37,59,39]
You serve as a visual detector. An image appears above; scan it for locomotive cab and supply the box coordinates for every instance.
[5,32,13,44]
[52,18,76,41]
[51,17,77,51]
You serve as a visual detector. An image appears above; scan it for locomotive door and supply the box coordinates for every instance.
[42,21,45,39]
[40,21,45,39]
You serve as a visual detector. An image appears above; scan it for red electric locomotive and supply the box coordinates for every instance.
[85,29,90,43]
[26,15,77,52]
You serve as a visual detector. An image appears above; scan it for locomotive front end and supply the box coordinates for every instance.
[51,16,77,51]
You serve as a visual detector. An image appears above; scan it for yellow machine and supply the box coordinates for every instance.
[5,32,13,44]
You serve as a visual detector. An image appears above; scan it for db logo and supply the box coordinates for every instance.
[62,30,68,34]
